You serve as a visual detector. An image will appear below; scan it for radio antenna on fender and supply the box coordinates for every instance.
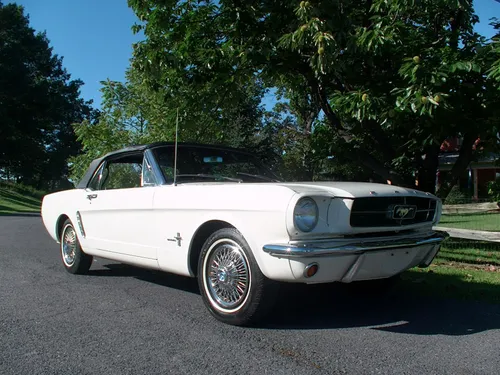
[173,107,179,186]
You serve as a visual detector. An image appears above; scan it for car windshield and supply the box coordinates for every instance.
[151,145,281,184]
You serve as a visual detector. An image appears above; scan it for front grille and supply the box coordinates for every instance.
[350,196,437,227]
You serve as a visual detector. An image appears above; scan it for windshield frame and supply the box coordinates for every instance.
[149,144,282,185]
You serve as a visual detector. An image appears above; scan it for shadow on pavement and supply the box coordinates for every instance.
[89,263,200,295]
[89,263,500,336]
[262,280,500,335]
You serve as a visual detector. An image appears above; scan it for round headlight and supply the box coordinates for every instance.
[293,197,318,232]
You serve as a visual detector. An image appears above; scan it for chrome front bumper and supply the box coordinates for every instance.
[262,231,448,260]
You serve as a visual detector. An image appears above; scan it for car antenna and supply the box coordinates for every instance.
[173,107,179,186]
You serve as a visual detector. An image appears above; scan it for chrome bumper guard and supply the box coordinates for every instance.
[263,231,449,259]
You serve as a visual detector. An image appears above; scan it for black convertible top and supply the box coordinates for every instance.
[75,142,254,189]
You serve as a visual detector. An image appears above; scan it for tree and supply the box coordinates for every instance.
[69,67,279,182]
[127,0,500,197]
[0,1,94,189]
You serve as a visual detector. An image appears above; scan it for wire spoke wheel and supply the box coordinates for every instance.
[58,219,92,275]
[198,228,277,326]
[61,224,77,267]
[204,240,250,311]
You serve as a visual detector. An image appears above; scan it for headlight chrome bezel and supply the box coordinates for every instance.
[293,197,319,232]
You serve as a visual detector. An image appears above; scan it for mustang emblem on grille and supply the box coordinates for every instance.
[392,205,417,219]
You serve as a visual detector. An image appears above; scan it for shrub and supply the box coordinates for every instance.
[487,178,500,202]
[443,184,472,205]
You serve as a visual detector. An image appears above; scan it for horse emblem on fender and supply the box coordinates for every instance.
[392,205,417,219]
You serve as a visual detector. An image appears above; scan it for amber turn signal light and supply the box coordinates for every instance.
[304,263,319,278]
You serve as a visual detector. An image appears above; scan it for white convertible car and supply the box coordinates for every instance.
[42,142,447,325]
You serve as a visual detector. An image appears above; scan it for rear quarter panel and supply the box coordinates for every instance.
[41,189,84,243]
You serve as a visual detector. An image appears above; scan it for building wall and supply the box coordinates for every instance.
[436,167,500,199]
[477,168,500,198]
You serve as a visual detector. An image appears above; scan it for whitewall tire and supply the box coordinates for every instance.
[197,228,277,326]
[60,219,93,275]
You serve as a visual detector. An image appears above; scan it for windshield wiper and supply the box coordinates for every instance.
[176,174,243,183]
[236,172,280,182]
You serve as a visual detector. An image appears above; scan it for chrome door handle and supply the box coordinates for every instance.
[87,193,98,200]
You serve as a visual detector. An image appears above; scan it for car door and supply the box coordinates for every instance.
[79,151,158,260]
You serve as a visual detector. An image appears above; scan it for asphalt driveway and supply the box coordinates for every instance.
[1,216,499,374]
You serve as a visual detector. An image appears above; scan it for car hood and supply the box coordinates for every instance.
[275,181,434,199]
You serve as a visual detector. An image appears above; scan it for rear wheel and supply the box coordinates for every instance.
[60,219,93,274]
[198,228,277,326]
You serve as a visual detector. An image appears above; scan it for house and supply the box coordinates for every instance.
[437,137,500,200]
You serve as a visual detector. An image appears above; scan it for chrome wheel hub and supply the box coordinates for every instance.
[62,225,77,266]
[217,269,228,283]
[206,242,249,310]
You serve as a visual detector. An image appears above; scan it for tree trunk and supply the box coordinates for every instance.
[311,81,406,186]
[417,144,440,194]
[436,132,477,199]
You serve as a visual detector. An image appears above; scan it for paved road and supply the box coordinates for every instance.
[1,216,499,374]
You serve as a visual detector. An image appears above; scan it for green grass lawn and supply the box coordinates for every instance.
[0,182,44,214]
[437,247,500,266]
[396,237,500,304]
[400,261,500,304]
[437,238,500,266]
[439,212,500,232]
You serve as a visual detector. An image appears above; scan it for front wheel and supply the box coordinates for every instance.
[60,219,93,274]
[197,228,277,326]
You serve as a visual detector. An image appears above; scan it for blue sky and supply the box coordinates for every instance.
[11,0,500,110]
[12,0,142,108]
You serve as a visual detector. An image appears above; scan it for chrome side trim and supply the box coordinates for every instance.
[76,211,86,238]
[262,231,448,258]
